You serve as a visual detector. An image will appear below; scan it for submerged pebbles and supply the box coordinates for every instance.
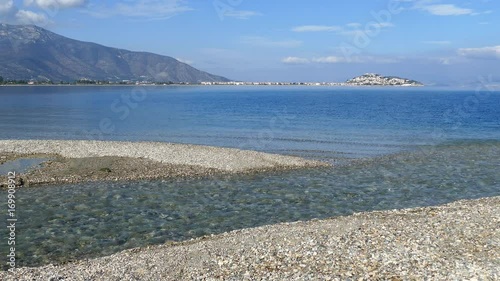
[2,196,498,280]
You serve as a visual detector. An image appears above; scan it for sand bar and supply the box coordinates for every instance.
[0,140,328,186]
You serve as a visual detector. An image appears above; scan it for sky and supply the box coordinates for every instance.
[0,0,499,85]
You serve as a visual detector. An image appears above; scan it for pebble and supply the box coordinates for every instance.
[1,196,498,280]
[0,140,329,187]
[0,140,328,173]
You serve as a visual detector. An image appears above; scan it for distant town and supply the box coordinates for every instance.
[0,74,424,87]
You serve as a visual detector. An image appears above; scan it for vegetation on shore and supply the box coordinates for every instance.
[0,76,194,86]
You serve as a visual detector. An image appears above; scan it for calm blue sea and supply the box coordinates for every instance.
[1,86,499,160]
[1,86,499,268]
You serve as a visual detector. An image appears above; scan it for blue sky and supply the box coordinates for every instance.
[1,0,499,85]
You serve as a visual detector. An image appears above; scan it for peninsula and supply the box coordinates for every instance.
[0,140,328,187]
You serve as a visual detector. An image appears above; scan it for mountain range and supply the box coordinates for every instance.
[0,24,230,83]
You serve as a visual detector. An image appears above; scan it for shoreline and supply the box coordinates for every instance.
[0,84,425,87]
[2,196,498,280]
[0,140,329,187]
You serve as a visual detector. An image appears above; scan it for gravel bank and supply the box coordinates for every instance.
[2,196,498,280]
[0,140,328,186]
[0,140,326,172]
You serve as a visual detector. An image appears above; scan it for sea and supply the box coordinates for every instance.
[0,85,499,268]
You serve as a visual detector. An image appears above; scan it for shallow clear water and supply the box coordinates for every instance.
[0,140,498,268]
[0,86,499,269]
[0,158,49,175]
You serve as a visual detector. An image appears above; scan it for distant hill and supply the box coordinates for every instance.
[0,23,230,83]
[346,73,423,86]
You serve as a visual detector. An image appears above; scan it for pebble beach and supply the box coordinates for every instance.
[0,140,328,186]
[1,196,498,280]
[1,140,498,280]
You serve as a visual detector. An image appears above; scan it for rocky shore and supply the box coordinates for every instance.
[1,196,498,280]
[0,140,328,186]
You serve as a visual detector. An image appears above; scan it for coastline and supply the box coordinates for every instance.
[2,196,498,280]
[0,140,329,187]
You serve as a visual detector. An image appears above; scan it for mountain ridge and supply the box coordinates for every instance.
[0,23,230,83]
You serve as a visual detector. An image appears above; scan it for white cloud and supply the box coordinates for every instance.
[312,56,348,63]
[292,23,392,33]
[176,58,193,65]
[240,36,302,48]
[88,0,192,19]
[407,0,492,16]
[421,4,473,16]
[457,46,500,60]
[1,0,84,25]
[406,1,477,16]
[116,0,191,18]
[223,10,262,20]
[24,0,87,9]
[282,57,310,64]
[292,25,341,32]
[312,55,400,64]
[15,9,50,25]
[292,21,394,37]
[346,22,362,28]
[0,0,15,14]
